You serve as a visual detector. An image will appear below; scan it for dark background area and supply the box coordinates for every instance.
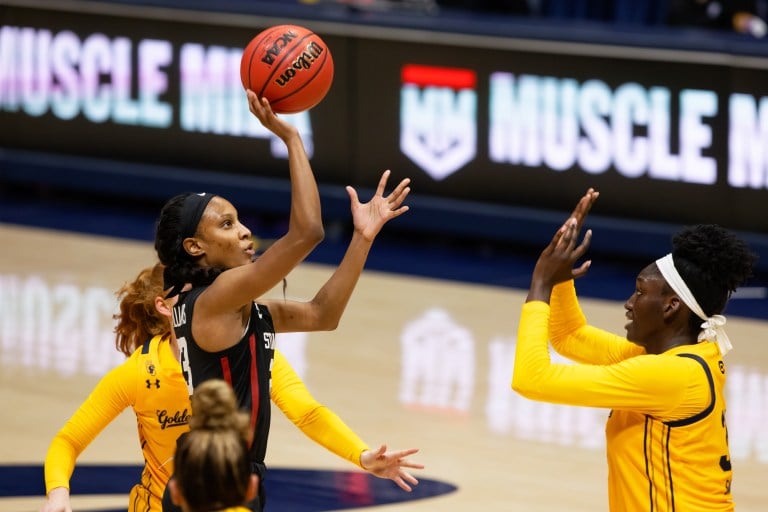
[1,0,766,318]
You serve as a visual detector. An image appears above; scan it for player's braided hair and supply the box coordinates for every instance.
[154,193,224,294]
[671,224,757,333]
[173,379,252,512]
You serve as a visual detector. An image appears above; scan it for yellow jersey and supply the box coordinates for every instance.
[45,338,369,511]
[271,349,369,468]
[44,334,190,512]
[513,281,733,511]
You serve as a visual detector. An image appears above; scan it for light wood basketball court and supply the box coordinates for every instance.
[1,223,766,511]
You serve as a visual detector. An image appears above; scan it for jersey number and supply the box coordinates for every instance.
[177,336,194,396]
[720,410,732,494]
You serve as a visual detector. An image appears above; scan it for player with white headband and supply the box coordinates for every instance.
[512,188,757,512]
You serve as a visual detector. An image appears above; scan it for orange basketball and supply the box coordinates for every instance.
[240,25,334,114]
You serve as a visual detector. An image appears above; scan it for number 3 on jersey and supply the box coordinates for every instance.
[177,336,194,396]
[721,410,732,494]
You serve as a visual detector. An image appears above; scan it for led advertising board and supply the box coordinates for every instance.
[1,4,766,233]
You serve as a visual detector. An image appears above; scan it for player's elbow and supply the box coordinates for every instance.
[511,371,537,399]
[285,220,325,250]
[299,221,325,247]
[304,304,341,331]
[315,315,340,331]
[283,223,324,258]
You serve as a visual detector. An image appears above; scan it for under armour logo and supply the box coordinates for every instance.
[146,379,160,389]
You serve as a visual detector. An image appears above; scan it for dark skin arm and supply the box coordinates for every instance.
[191,92,324,351]
[264,170,411,332]
[527,189,599,304]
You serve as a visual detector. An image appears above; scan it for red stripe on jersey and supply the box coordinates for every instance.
[220,356,232,386]
[248,333,259,449]
[401,64,476,89]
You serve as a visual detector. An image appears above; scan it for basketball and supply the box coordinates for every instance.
[240,25,334,114]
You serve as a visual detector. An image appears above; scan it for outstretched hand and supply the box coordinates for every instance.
[360,444,424,492]
[347,170,411,242]
[246,89,298,141]
[566,187,599,233]
[527,188,599,303]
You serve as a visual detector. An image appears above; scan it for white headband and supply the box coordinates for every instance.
[655,253,732,356]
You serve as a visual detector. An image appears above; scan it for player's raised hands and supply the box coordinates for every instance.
[246,89,299,141]
[527,189,598,303]
[346,170,411,242]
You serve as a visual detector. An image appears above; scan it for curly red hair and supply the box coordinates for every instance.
[113,263,169,357]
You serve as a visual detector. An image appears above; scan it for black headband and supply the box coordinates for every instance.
[164,192,214,298]
[180,192,215,241]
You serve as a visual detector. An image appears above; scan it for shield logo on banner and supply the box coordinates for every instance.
[400,65,477,181]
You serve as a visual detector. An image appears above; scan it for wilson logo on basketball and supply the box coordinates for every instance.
[241,24,334,114]
[275,42,325,87]
[260,30,298,66]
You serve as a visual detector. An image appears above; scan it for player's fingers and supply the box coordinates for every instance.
[388,178,411,202]
[389,186,411,208]
[375,170,391,196]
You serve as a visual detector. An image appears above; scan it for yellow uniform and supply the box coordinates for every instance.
[44,335,190,512]
[271,350,369,468]
[45,339,368,511]
[513,281,733,511]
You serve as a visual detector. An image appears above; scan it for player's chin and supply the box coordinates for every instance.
[226,253,252,269]
[624,323,637,342]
